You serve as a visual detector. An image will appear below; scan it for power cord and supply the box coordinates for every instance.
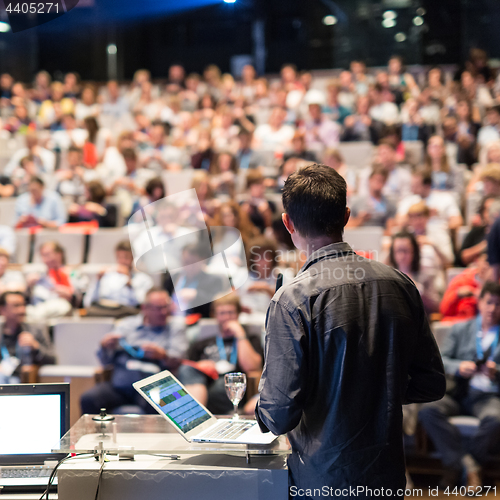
[38,451,178,500]
[38,453,94,500]
[94,458,106,500]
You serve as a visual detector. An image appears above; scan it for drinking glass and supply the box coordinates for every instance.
[224,372,247,420]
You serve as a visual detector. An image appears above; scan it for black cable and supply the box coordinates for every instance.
[93,458,106,500]
[38,453,94,500]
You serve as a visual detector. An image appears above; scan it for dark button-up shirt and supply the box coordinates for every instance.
[256,242,445,496]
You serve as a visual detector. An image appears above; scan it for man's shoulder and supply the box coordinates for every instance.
[168,315,187,335]
[429,190,457,207]
[44,190,63,202]
[273,257,417,311]
[116,314,142,331]
[450,317,476,336]
[15,192,30,204]
[490,215,500,234]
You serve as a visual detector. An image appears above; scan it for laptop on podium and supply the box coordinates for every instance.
[0,383,70,492]
[134,370,277,445]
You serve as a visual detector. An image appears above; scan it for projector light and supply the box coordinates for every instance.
[323,15,338,25]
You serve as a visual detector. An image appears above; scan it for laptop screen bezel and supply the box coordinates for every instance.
[0,383,70,465]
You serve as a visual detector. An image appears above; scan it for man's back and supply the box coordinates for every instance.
[257,242,445,494]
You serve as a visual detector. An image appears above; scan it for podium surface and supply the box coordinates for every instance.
[55,414,290,500]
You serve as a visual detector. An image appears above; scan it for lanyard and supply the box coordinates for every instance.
[215,336,237,366]
[176,276,198,291]
[476,316,500,361]
[1,346,10,361]
[370,196,386,213]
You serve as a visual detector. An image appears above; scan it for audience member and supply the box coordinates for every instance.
[177,294,263,414]
[388,231,441,314]
[396,168,463,231]
[0,249,25,293]
[240,169,276,234]
[283,132,317,163]
[419,281,500,490]
[4,132,55,177]
[253,106,294,150]
[358,140,412,201]
[424,135,462,192]
[14,176,67,228]
[68,180,117,227]
[238,236,281,315]
[406,201,454,268]
[80,288,187,414]
[459,196,500,267]
[440,252,491,322]
[84,240,154,316]
[348,166,396,231]
[209,152,238,198]
[163,243,227,319]
[301,97,340,151]
[0,291,55,383]
[26,241,74,319]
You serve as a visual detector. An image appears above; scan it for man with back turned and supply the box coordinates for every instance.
[255,164,446,498]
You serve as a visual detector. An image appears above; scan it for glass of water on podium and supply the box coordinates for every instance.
[224,372,247,420]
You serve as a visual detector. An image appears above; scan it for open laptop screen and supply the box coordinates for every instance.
[0,384,70,465]
[141,375,211,433]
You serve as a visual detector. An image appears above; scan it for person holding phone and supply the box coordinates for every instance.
[255,164,445,498]
[80,288,187,414]
[419,281,500,490]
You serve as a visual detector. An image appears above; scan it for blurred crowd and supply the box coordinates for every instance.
[1,50,500,438]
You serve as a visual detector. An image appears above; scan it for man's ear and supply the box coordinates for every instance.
[282,213,295,235]
[344,207,351,227]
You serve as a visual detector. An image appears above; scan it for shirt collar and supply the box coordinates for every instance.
[299,241,355,274]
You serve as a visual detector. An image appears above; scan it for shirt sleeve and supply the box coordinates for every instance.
[0,227,16,255]
[83,276,100,308]
[31,325,56,365]
[256,300,307,435]
[488,217,500,265]
[14,196,24,225]
[440,323,466,377]
[167,318,188,359]
[404,290,446,404]
[53,193,68,226]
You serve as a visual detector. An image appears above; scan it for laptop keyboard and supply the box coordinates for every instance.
[0,468,53,478]
[202,421,255,440]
